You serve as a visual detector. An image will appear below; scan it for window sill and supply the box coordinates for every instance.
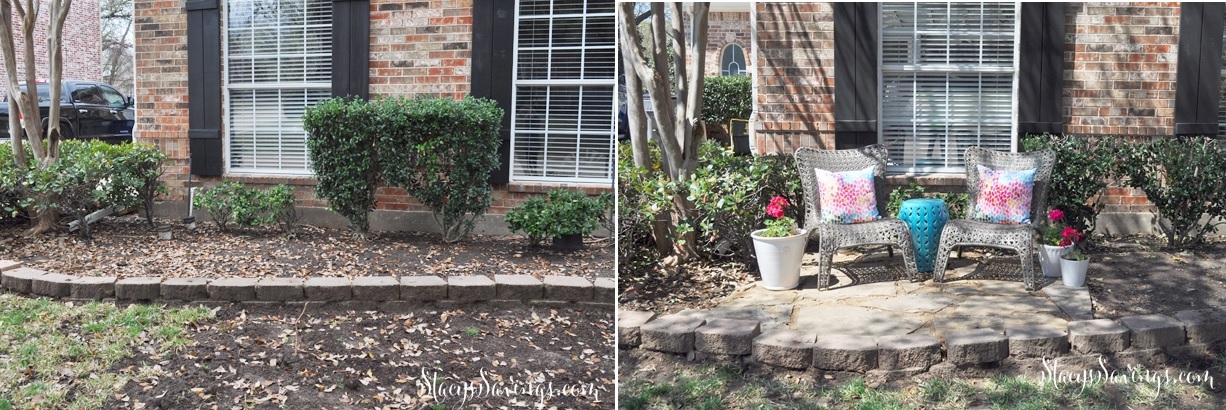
[505,182,612,195]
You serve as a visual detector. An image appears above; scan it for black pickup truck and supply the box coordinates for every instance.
[0,80,135,143]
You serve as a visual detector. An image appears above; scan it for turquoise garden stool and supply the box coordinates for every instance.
[898,198,949,273]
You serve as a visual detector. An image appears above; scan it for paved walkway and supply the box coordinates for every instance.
[674,249,1093,339]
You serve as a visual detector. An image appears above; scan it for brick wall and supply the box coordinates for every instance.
[369,0,472,99]
[752,2,836,154]
[1,0,101,98]
[704,12,752,77]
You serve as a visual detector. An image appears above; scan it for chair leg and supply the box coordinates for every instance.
[932,230,957,283]
[817,249,835,290]
[888,247,894,258]
[1019,242,1036,291]
[897,236,919,282]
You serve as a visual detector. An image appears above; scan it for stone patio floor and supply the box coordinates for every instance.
[674,249,1093,340]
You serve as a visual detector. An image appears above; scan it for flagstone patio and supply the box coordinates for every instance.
[672,249,1093,339]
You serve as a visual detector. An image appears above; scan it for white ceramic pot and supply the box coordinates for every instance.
[1038,244,1070,278]
[1060,256,1089,287]
[751,228,809,290]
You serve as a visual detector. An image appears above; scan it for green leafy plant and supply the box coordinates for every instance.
[193,182,297,233]
[1062,249,1089,261]
[27,140,112,240]
[1022,134,1121,235]
[378,96,503,243]
[700,75,752,129]
[505,189,611,246]
[931,192,969,220]
[303,97,381,237]
[886,182,926,217]
[1120,136,1226,249]
[1040,209,1084,247]
[617,143,672,274]
[886,182,969,220]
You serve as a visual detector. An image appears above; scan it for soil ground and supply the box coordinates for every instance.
[110,302,614,409]
[0,215,613,280]
[620,236,1226,319]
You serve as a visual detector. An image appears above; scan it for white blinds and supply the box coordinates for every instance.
[226,0,332,174]
[1219,12,1226,136]
[511,0,616,184]
[880,3,1018,172]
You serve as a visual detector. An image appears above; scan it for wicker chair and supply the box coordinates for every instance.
[931,147,1057,291]
[795,145,919,290]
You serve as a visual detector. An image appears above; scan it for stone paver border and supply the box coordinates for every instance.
[620,302,1226,373]
[0,260,612,306]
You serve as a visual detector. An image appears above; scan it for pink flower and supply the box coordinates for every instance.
[1048,209,1064,222]
[769,196,789,209]
[766,204,784,219]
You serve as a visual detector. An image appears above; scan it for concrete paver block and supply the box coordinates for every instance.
[945,328,1008,365]
[400,276,447,301]
[352,276,398,301]
[494,275,543,300]
[208,278,259,301]
[31,273,75,297]
[695,318,761,355]
[813,334,878,371]
[594,278,615,302]
[0,260,23,271]
[447,276,495,301]
[543,276,592,302]
[256,278,305,301]
[1174,309,1226,345]
[303,277,352,301]
[115,277,162,300]
[640,314,706,353]
[1006,325,1069,358]
[617,310,656,347]
[70,276,116,299]
[1069,319,1130,354]
[753,330,817,369]
[162,278,210,301]
[1,267,45,293]
[876,334,942,370]
[1119,314,1185,349]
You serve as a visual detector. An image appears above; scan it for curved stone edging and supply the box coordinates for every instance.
[617,307,1226,373]
[0,260,613,306]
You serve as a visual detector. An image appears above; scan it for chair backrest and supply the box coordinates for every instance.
[963,146,1057,227]
[794,145,890,229]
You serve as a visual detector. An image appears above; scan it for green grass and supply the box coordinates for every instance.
[0,294,214,410]
[464,327,480,336]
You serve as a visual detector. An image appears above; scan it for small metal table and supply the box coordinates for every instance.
[898,198,949,273]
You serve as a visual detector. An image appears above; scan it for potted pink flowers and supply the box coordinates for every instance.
[1038,209,1083,278]
[750,196,808,290]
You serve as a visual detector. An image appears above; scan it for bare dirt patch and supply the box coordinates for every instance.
[0,215,612,280]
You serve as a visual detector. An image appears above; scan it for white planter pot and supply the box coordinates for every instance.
[1038,244,1070,278]
[751,228,809,290]
[1060,257,1089,287]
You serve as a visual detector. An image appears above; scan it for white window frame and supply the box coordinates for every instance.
[509,1,617,185]
[877,2,1022,174]
[222,0,332,176]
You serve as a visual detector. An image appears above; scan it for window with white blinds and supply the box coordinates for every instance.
[1219,11,1226,136]
[880,3,1019,173]
[511,0,616,184]
[225,0,332,174]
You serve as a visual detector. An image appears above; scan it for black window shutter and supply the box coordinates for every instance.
[332,0,369,99]
[186,0,223,176]
[833,2,878,150]
[472,0,515,184]
[1174,2,1225,137]
[1017,3,1066,138]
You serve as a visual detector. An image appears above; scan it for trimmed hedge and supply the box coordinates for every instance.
[302,97,381,236]
[700,75,752,129]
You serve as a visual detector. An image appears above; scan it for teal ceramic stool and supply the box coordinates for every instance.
[898,198,948,272]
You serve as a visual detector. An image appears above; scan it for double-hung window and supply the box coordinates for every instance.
[225,0,332,175]
[880,3,1019,173]
[511,0,617,184]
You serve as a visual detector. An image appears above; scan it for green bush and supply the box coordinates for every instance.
[0,143,30,219]
[193,182,297,233]
[885,182,968,220]
[1121,136,1226,249]
[505,189,611,246]
[28,140,113,239]
[102,143,167,227]
[303,97,381,236]
[378,96,503,243]
[616,143,671,274]
[701,76,752,128]
[1022,134,1121,234]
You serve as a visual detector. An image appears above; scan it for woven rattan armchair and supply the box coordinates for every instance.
[931,147,1057,291]
[795,145,919,290]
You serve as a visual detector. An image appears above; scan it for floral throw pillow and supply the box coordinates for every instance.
[815,165,881,224]
[971,165,1037,224]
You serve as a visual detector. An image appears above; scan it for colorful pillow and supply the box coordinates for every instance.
[814,165,882,224]
[971,165,1037,224]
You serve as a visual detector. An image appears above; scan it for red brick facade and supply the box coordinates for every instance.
[704,11,753,77]
[1,0,101,98]
[134,0,609,231]
[753,2,835,154]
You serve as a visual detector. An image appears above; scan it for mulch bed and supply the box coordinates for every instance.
[0,215,612,280]
[621,237,1226,319]
[109,303,614,409]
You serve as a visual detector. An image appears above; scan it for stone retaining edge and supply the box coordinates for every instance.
[617,307,1226,373]
[0,261,613,306]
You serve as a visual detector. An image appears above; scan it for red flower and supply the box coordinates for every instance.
[1048,209,1064,222]
[766,204,784,219]
[769,196,789,209]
